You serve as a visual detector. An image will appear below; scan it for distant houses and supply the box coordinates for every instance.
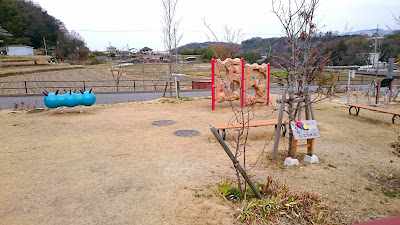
[0,26,13,38]
[106,46,117,54]
[153,50,170,56]
[0,45,34,56]
[0,25,13,46]
[0,25,34,56]
[129,48,138,54]
[140,47,153,54]
[103,45,180,63]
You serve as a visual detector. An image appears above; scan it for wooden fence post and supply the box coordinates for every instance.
[273,93,286,159]
[389,80,394,103]
[376,80,381,104]
[24,81,28,94]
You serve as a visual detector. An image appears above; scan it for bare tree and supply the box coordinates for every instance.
[272,0,332,154]
[393,13,400,26]
[203,20,243,60]
[109,46,126,91]
[161,0,182,76]
[205,21,275,197]
[110,63,123,92]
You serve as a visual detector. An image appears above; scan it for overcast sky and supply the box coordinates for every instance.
[33,0,399,51]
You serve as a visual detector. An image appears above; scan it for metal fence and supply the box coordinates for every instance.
[0,75,394,95]
[0,78,216,95]
[0,76,286,95]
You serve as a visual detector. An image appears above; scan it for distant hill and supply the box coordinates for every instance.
[177,32,400,66]
[179,35,345,55]
[344,29,393,36]
[0,0,88,60]
[177,42,240,52]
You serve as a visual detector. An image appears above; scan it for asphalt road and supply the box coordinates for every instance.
[0,90,213,110]
[0,86,334,110]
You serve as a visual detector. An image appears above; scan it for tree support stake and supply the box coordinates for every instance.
[210,126,262,199]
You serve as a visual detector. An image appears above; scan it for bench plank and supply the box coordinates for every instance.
[210,119,288,140]
[211,119,286,130]
[347,103,400,116]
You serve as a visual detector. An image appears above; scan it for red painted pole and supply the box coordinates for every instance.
[241,58,245,108]
[211,58,215,111]
[267,62,270,106]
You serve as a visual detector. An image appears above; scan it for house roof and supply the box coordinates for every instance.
[0,26,13,37]
[6,45,33,48]
[141,47,152,51]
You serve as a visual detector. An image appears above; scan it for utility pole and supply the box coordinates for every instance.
[174,28,178,74]
[43,37,48,56]
[373,25,379,77]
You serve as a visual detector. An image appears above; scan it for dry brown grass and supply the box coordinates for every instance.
[1,60,48,67]
[0,96,399,224]
[0,64,85,77]
[1,55,52,62]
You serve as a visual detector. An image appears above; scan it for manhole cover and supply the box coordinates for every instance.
[152,120,176,126]
[173,129,201,137]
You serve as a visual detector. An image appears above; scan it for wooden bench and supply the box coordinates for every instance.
[210,119,287,140]
[347,103,400,124]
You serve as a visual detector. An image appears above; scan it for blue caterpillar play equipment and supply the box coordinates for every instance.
[43,88,96,109]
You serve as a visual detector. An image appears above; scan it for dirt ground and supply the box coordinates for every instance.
[0,95,399,225]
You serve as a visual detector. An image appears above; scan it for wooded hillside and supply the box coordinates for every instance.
[179,32,400,66]
[0,0,88,60]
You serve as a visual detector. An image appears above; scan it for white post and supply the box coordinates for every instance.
[174,76,178,101]
[347,71,351,104]
[356,86,359,103]
[174,28,178,74]
[368,85,371,106]
[386,90,389,108]
[43,37,48,56]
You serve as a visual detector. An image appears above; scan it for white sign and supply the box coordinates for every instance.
[349,70,355,78]
[290,120,320,140]
[172,73,186,77]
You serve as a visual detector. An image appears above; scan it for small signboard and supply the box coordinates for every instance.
[349,70,355,78]
[290,120,320,140]
[171,73,186,78]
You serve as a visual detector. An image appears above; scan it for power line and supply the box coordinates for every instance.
[74,29,282,36]
[75,29,160,32]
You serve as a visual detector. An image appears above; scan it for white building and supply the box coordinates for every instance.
[153,50,170,56]
[0,45,34,56]
[106,46,117,54]
[129,48,138,54]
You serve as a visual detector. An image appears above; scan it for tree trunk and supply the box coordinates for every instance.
[287,40,296,156]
